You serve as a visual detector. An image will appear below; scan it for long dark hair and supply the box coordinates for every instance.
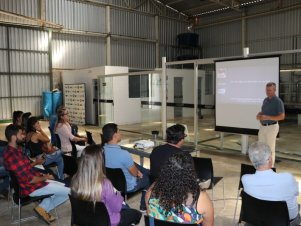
[26,116,39,133]
[151,152,200,214]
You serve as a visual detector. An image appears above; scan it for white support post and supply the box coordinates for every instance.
[161,57,167,139]
[106,6,111,65]
[241,134,249,154]
[194,62,199,149]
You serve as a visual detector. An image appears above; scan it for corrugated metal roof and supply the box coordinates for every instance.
[158,0,272,17]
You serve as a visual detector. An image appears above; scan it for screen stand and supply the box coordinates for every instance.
[241,135,249,154]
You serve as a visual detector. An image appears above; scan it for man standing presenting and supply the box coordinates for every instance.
[256,82,285,166]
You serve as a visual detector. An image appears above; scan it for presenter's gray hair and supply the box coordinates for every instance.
[248,142,271,169]
[266,82,276,88]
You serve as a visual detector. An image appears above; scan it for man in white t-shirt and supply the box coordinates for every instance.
[242,142,300,226]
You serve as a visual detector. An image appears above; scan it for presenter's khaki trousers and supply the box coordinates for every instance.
[258,123,279,166]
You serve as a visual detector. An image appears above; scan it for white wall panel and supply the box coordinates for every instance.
[52,33,105,69]
[111,40,156,69]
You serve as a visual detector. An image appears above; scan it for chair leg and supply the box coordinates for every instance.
[232,190,241,226]
[18,199,21,226]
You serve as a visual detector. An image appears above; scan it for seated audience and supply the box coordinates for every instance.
[242,142,301,226]
[21,112,32,130]
[150,124,186,179]
[55,106,87,157]
[12,110,23,126]
[102,123,150,211]
[0,141,9,198]
[26,116,64,180]
[71,145,141,226]
[3,124,70,225]
[146,152,214,226]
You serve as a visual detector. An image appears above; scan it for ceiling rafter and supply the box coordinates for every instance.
[207,0,241,12]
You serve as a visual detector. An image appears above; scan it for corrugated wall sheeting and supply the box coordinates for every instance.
[10,75,49,96]
[11,97,42,116]
[0,26,6,48]
[0,98,10,119]
[0,51,8,72]
[52,33,106,69]
[196,21,241,58]
[10,52,49,73]
[9,28,49,51]
[0,0,38,18]
[0,75,9,97]
[46,0,106,33]
[111,40,156,69]
[159,18,188,45]
[111,9,155,39]
[247,9,301,42]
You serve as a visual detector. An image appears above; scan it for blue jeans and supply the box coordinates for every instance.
[128,163,150,210]
[29,183,70,213]
[44,150,64,180]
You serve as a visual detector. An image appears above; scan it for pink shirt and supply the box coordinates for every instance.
[56,123,74,153]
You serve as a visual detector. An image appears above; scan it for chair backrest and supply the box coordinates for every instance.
[239,164,276,190]
[48,126,58,146]
[8,171,20,197]
[86,131,96,145]
[240,190,290,226]
[192,157,214,187]
[144,215,199,226]
[105,167,127,194]
[55,134,62,149]
[69,194,110,226]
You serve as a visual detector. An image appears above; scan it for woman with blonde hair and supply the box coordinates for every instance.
[55,106,87,157]
[71,145,141,226]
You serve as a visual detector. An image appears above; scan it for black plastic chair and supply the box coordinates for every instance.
[144,215,200,226]
[233,164,277,224]
[239,190,290,226]
[192,157,224,206]
[85,130,96,145]
[8,171,59,226]
[55,134,62,149]
[105,167,139,201]
[69,194,110,226]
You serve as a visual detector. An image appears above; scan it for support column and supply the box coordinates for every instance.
[106,5,111,65]
[193,62,199,149]
[155,15,160,68]
[161,57,167,139]
[241,10,246,54]
[241,135,249,154]
[48,29,53,90]
[38,0,46,20]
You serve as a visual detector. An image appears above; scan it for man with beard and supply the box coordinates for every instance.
[3,124,70,225]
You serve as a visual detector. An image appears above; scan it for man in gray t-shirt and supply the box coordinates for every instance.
[256,82,285,166]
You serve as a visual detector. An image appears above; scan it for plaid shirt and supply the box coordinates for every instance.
[3,145,47,196]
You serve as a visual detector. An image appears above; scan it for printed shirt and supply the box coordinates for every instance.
[148,198,203,224]
[3,145,47,196]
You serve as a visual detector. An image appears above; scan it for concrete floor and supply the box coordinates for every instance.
[0,117,300,226]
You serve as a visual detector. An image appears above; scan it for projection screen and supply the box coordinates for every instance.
[215,56,280,135]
